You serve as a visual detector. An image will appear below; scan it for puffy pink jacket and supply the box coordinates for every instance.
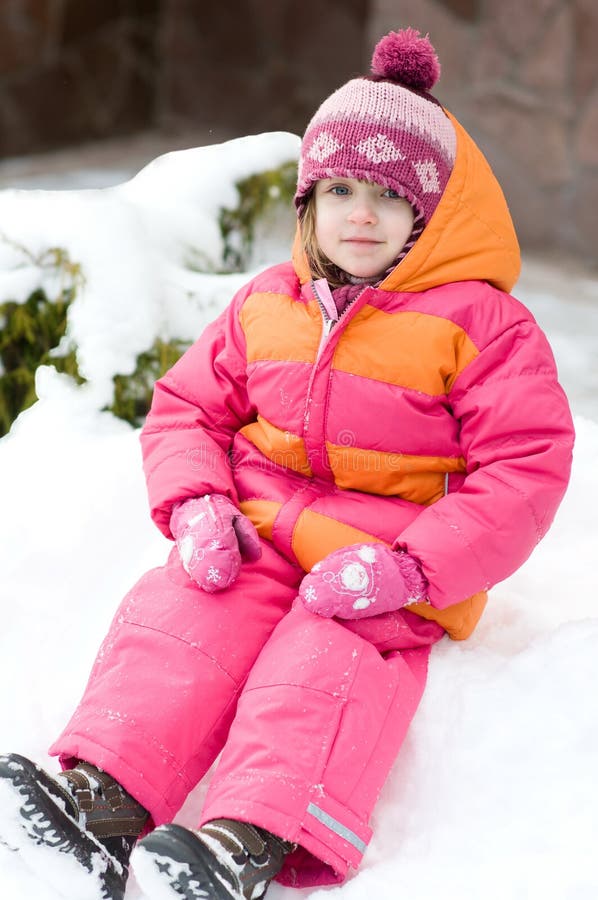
[140,119,574,639]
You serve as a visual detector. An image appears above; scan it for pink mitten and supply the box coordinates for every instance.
[299,543,427,619]
[170,494,262,592]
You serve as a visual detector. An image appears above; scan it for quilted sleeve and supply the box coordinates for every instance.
[396,308,575,609]
[140,282,257,538]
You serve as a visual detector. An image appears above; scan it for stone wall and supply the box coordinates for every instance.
[156,0,368,138]
[0,0,596,261]
[370,0,598,259]
[0,0,367,157]
[0,0,159,157]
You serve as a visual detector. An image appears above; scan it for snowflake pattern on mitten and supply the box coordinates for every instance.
[299,543,427,620]
[170,494,262,593]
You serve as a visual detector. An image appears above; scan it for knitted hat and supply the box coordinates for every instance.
[295,28,457,228]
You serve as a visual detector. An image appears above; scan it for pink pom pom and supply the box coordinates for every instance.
[371,28,441,91]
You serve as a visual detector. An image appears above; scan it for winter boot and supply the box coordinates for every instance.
[0,752,148,900]
[131,817,296,900]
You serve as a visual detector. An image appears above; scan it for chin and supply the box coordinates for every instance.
[346,267,385,280]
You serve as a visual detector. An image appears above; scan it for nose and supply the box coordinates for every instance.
[347,196,377,224]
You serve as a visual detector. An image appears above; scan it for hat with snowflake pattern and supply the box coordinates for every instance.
[295,28,456,229]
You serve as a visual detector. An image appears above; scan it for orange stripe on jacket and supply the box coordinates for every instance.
[238,499,281,540]
[239,416,313,476]
[239,292,320,363]
[332,305,479,394]
[239,415,465,505]
[326,442,466,502]
[240,293,479,398]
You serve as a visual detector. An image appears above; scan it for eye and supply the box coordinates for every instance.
[330,184,350,196]
[383,188,401,199]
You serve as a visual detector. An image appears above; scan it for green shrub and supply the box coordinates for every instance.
[218,160,297,272]
[108,337,191,427]
[0,239,85,436]
[0,159,297,434]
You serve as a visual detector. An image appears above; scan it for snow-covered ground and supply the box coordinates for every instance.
[0,133,597,900]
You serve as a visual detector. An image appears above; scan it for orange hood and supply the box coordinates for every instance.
[293,111,521,294]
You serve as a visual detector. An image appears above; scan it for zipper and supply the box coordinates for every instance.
[311,278,338,364]
[304,278,366,434]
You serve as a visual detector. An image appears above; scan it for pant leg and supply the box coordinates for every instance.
[49,542,302,825]
[200,603,444,888]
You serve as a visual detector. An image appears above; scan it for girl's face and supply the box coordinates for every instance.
[314,177,415,280]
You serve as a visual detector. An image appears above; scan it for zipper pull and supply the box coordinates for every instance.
[312,278,338,324]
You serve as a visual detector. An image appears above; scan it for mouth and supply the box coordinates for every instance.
[342,237,383,245]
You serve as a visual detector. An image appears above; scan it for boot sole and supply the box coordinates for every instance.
[0,753,126,900]
[132,824,243,900]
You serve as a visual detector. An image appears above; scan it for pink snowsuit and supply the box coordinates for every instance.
[53,543,442,885]
[50,119,574,887]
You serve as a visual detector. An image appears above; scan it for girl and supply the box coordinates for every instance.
[0,28,574,900]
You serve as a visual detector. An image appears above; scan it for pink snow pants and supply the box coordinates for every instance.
[50,541,444,888]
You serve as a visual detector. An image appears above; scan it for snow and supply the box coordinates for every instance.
[1,132,597,900]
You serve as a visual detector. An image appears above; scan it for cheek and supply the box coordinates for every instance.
[314,214,335,250]
[392,209,415,245]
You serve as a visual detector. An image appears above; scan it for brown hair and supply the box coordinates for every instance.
[299,193,346,288]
